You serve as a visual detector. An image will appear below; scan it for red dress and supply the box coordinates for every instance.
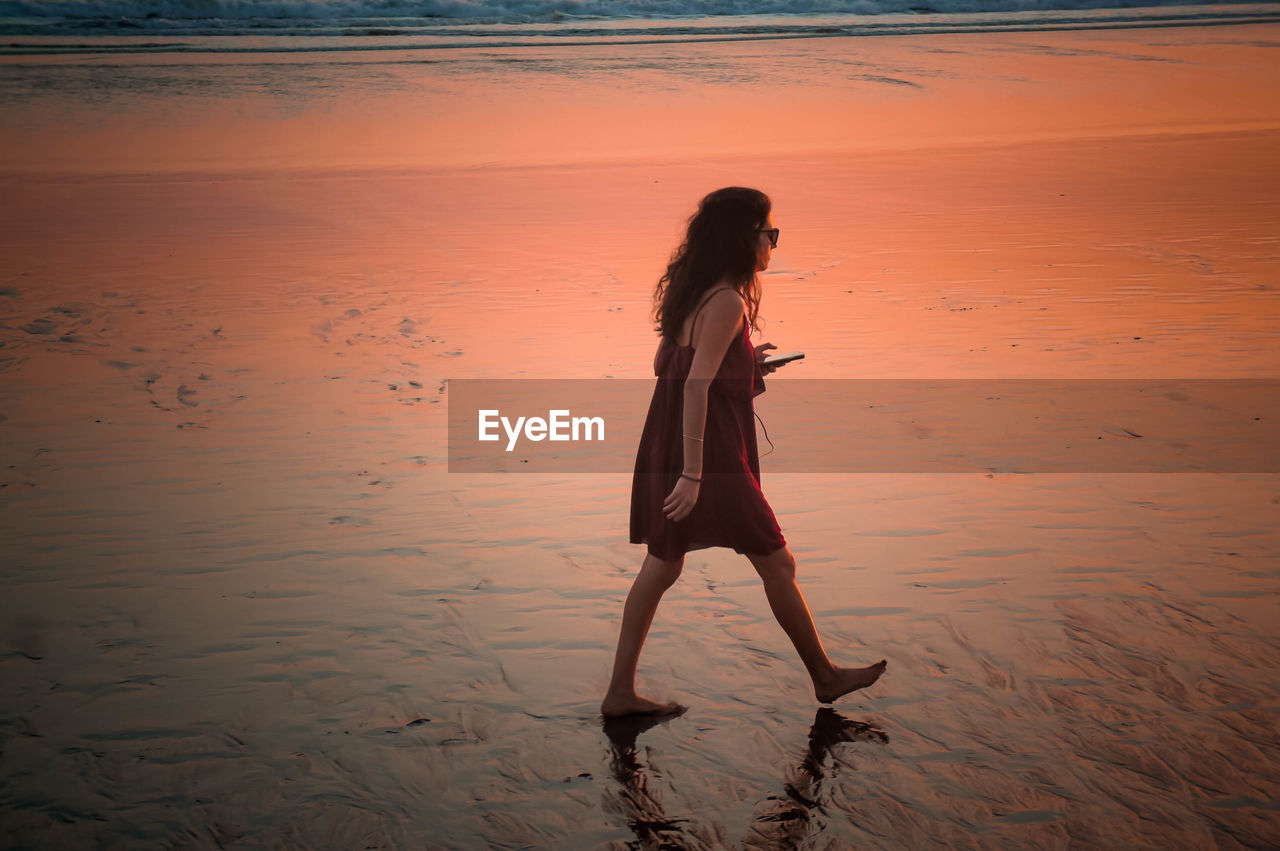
[629,298,787,560]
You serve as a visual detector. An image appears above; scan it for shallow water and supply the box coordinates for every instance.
[2,21,1280,850]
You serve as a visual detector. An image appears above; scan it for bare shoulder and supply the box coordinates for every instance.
[702,286,746,320]
[690,286,746,355]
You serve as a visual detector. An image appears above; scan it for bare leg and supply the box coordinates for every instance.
[601,552,688,718]
[745,546,887,704]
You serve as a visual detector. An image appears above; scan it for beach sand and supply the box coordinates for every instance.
[1,21,1279,849]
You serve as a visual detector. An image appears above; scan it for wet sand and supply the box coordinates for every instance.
[2,21,1280,849]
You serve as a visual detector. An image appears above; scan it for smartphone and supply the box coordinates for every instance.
[761,351,805,367]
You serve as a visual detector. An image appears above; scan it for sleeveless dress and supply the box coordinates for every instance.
[629,292,787,560]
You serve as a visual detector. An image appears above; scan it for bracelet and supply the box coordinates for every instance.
[680,473,702,483]
[683,434,704,442]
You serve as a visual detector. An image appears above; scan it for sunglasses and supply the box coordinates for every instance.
[758,227,780,249]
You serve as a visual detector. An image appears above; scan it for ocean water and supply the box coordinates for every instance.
[1,7,1279,849]
[2,0,1279,46]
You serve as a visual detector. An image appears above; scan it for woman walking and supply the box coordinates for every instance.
[602,187,887,718]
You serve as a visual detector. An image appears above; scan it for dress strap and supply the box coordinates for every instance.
[685,286,737,347]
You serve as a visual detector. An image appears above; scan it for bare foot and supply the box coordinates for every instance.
[600,693,687,719]
[814,660,888,704]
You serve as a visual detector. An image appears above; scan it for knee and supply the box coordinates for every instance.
[752,548,796,585]
[643,554,684,589]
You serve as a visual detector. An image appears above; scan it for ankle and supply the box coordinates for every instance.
[810,663,839,687]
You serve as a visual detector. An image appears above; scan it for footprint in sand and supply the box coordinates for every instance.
[0,356,28,374]
[6,614,49,661]
[21,318,57,335]
[13,303,95,345]
[1100,427,1144,439]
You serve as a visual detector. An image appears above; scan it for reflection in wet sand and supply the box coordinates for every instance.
[603,710,889,849]
[745,710,890,849]
[602,713,714,848]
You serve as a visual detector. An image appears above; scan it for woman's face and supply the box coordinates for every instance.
[756,212,775,272]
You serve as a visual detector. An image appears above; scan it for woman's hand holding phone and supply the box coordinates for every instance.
[755,342,805,374]
[754,342,777,375]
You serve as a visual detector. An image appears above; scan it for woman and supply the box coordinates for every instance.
[601,187,887,718]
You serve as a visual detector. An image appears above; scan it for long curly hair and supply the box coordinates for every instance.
[653,187,770,342]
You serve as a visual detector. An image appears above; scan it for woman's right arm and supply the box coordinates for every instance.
[663,289,745,522]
